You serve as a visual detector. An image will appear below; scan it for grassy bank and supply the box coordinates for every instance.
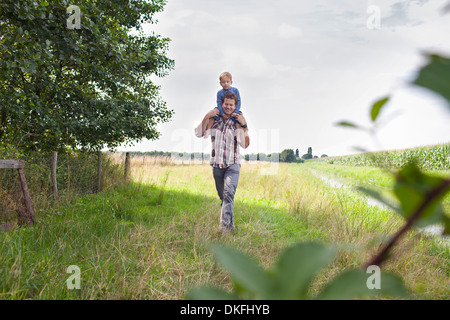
[1,157,448,299]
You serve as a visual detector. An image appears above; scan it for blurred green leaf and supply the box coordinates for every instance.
[356,186,400,212]
[370,96,389,122]
[317,269,409,300]
[336,121,360,129]
[212,245,274,298]
[413,54,450,107]
[394,162,448,228]
[188,241,412,300]
[443,215,450,235]
[273,242,336,299]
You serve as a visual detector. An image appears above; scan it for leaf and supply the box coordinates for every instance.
[443,215,450,235]
[394,162,447,228]
[212,245,274,298]
[335,121,360,129]
[317,269,409,300]
[356,186,400,212]
[273,242,337,299]
[186,286,238,300]
[413,54,450,107]
[370,96,389,122]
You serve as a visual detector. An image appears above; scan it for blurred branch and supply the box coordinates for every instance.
[442,2,450,14]
[365,178,450,268]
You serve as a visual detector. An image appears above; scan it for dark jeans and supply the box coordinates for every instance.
[212,164,241,231]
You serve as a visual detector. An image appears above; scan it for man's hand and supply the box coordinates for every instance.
[234,113,247,127]
[235,112,250,148]
[205,108,220,119]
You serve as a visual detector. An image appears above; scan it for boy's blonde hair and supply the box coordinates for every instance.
[219,72,232,81]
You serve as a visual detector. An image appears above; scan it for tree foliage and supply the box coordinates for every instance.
[301,146,313,160]
[0,0,174,152]
[280,149,296,163]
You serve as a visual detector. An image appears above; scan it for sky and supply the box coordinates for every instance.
[118,0,450,157]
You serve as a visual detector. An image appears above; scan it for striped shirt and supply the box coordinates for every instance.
[209,117,241,168]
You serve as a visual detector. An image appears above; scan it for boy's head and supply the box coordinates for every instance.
[219,72,232,90]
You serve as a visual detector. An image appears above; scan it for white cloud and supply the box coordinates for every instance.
[276,23,303,39]
[122,0,450,156]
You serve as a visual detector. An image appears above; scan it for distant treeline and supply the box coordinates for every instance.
[121,148,328,163]
[122,151,211,160]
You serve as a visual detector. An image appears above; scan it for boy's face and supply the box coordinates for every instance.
[220,77,232,90]
[222,98,236,115]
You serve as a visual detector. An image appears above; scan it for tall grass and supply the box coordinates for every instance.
[0,150,123,226]
[1,155,448,299]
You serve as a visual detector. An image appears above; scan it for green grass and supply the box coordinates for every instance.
[305,162,450,209]
[0,160,448,299]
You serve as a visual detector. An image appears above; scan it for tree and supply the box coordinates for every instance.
[0,0,174,152]
[280,149,296,163]
[295,148,299,157]
[301,147,313,160]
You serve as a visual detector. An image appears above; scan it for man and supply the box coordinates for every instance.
[195,92,250,234]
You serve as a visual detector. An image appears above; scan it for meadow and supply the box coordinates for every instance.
[0,154,448,299]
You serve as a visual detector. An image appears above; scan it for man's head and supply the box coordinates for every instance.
[222,92,237,115]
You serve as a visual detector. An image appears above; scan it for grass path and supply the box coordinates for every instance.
[0,161,448,299]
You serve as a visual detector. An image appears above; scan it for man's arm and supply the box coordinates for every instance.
[234,113,250,148]
[195,109,219,138]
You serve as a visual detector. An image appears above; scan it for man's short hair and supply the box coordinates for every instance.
[222,91,238,105]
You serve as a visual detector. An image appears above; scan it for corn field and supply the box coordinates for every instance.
[319,143,450,170]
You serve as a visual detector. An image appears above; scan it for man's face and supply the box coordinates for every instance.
[222,98,236,115]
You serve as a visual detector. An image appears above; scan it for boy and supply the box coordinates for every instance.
[213,72,242,122]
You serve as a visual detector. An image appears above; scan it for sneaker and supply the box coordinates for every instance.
[218,224,235,235]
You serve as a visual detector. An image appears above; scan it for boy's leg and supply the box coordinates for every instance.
[219,164,240,232]
[213,106,223,121]
[204,118,215,134]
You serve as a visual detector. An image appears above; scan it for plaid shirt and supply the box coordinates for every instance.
[209,117,241,168]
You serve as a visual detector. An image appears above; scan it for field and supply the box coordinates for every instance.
[0,154,449,300]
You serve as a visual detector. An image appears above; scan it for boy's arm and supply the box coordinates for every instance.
[217,91,223,109]
[234,88,241,110]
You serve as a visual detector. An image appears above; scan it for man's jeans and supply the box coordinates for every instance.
[212,164,241,232]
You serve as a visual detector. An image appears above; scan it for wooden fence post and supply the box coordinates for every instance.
[124,152,130,182]
[0,160,36,226]
[51,151,59,202]
[96,151,102,192]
